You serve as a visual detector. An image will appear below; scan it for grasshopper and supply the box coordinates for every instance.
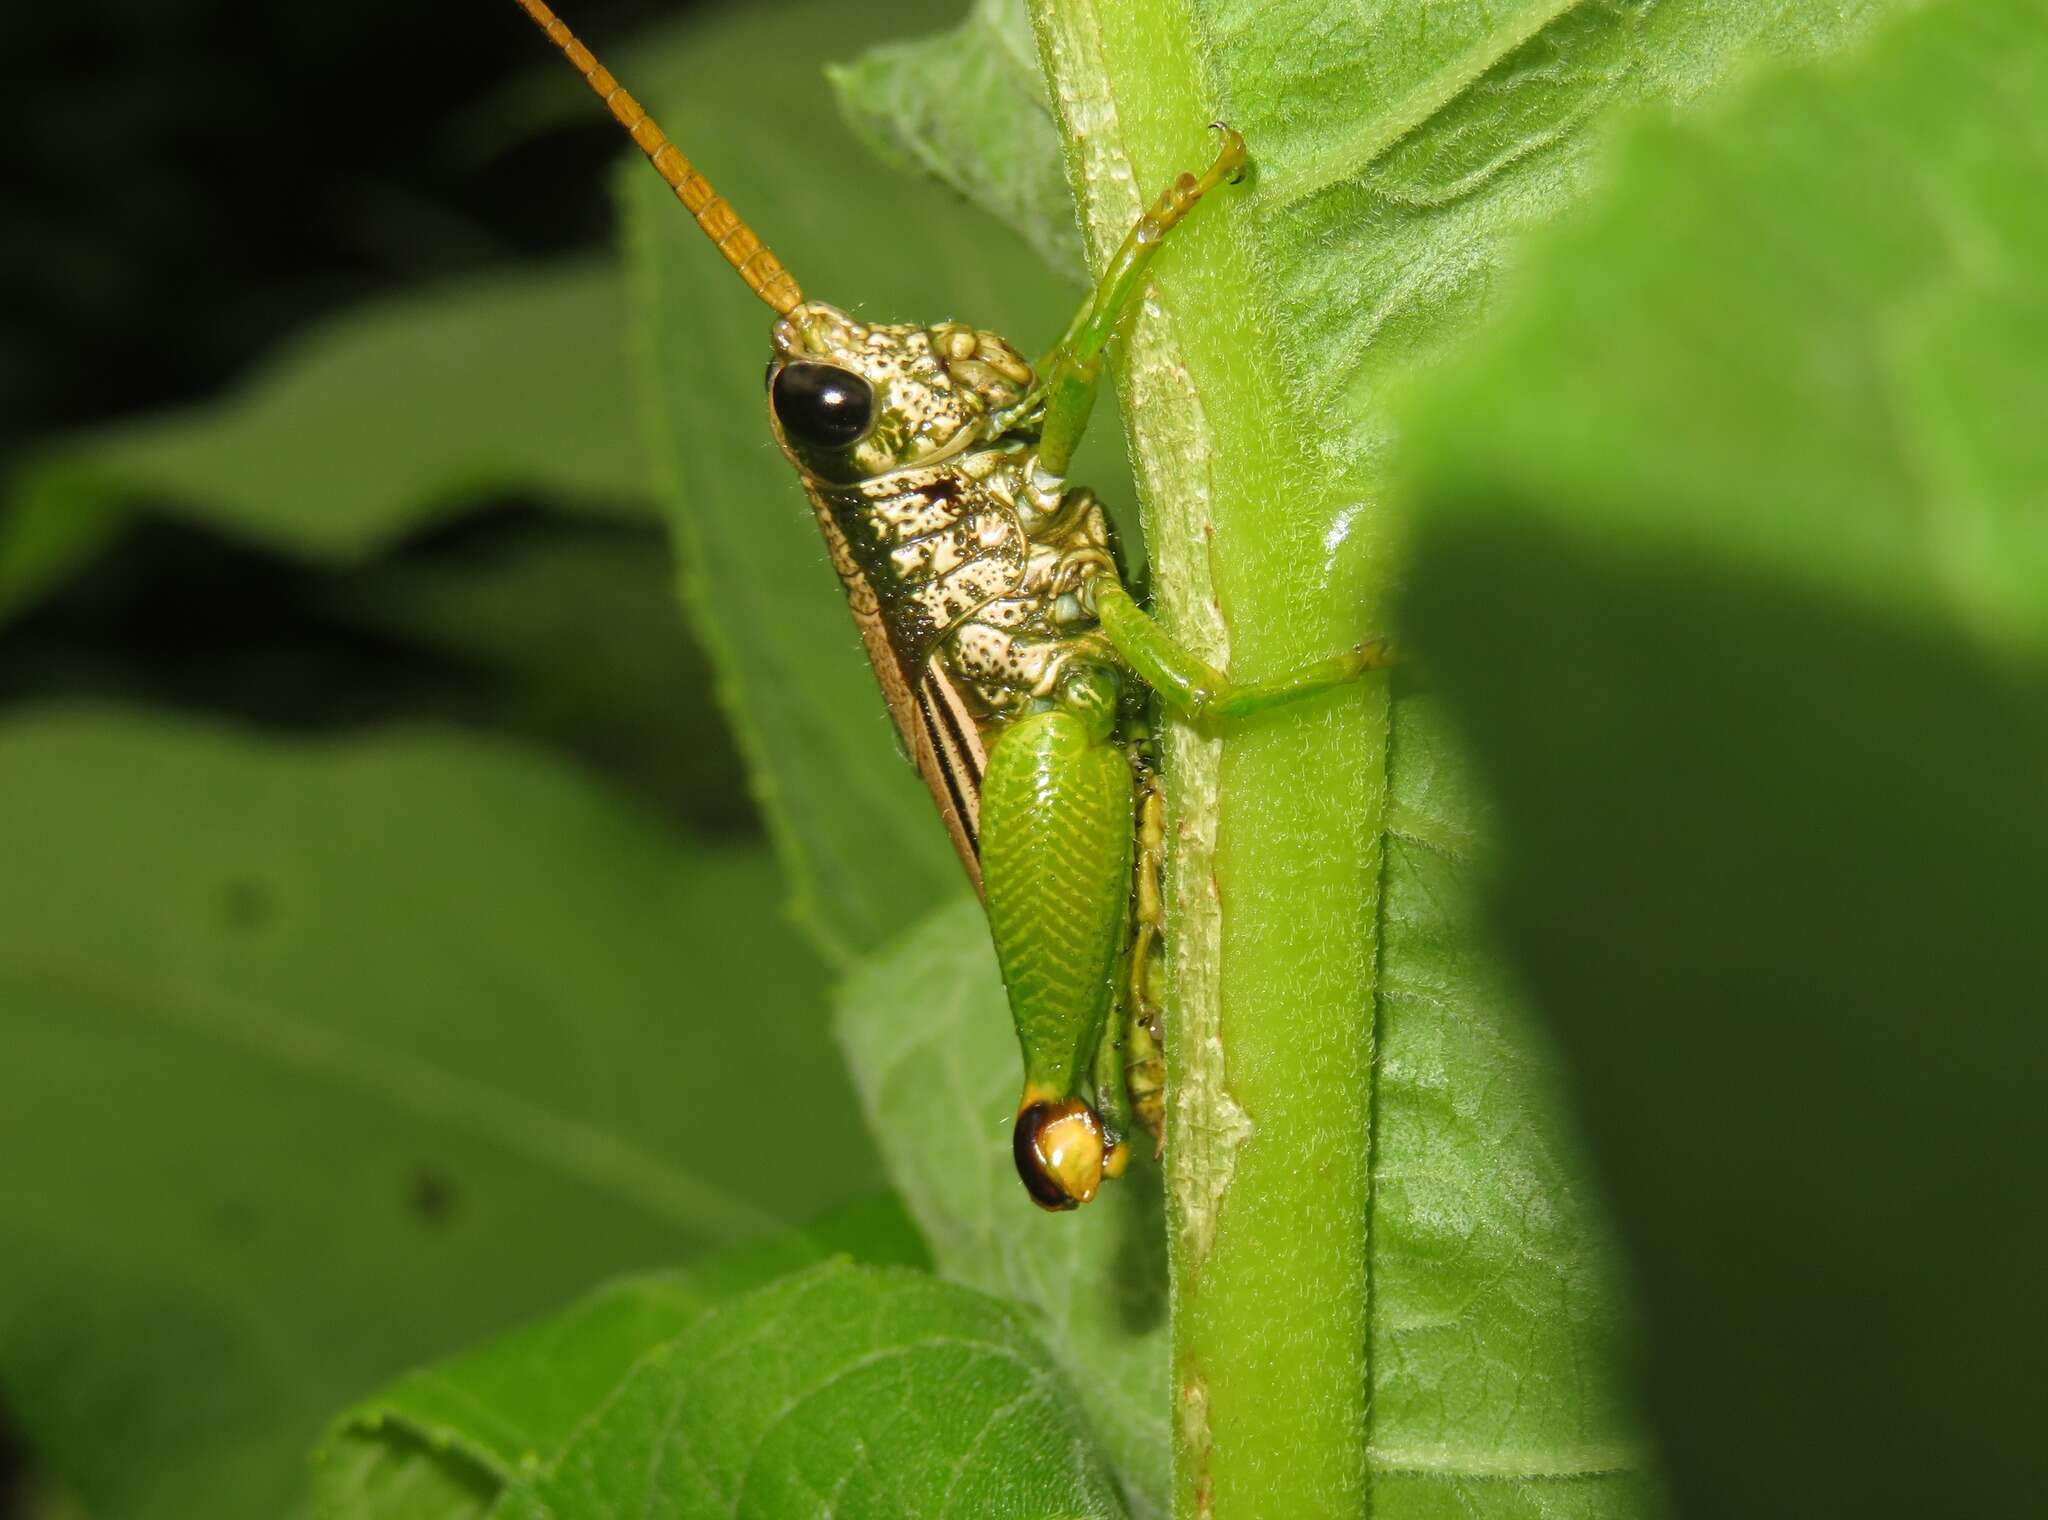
[517,0,1392,1209]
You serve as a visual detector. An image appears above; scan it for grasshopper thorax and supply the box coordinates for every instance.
[767,302,1035,485]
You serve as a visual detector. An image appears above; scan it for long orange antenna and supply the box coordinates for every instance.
[513,0,803,314]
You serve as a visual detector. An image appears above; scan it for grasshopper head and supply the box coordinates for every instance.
[767,302,1034,484]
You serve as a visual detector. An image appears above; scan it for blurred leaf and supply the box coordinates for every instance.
[0,489,127,627]
[0,710,876,1520]
[0,504,754,835]
[833,899,1171,1515]
[1399,1,2048,1515]
[623,0,1130,964]
[5,1465,91,1520]
[314,1196,927,1520]
[12,261,645,567]
[321,1259,1125,1520]
[325,516,753,834]
[828,0,1085,280]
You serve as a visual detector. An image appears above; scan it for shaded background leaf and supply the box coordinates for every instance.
[320,513,752,835]
[1399,0,2048,1513]
[0,490,126,629]
[10,263,645,573]
[0,509,750,836]
[0,710,872,1520]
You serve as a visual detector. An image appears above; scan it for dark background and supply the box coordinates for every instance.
[0,0,753,816]
[3,0,684,446]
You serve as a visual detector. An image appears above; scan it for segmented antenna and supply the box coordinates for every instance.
[513,0,803,314]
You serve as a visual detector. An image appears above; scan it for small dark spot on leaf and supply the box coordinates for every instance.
[218,877,275,931]
[408,1167,460,1227]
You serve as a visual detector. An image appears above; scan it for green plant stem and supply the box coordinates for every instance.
[1031,4,1393,1517]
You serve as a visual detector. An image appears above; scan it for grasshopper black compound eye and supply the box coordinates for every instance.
[772,362,874,448]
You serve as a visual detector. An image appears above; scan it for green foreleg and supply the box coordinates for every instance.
[1031,126,1248,481]
[1093,581,1395,723]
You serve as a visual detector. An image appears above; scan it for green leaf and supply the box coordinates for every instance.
[833,899,1171,1516]
[314,1197,928,1520]
[0,711,874,1520]
[623,0,1128,964]
[828,0,1086,281]
[1399,1,2048,1514]
[539,1262,1128,1520]
[11,261,644,567]
[322,1258,1126,1520]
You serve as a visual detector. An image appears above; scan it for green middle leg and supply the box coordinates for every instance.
[1094,581,1395,723]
